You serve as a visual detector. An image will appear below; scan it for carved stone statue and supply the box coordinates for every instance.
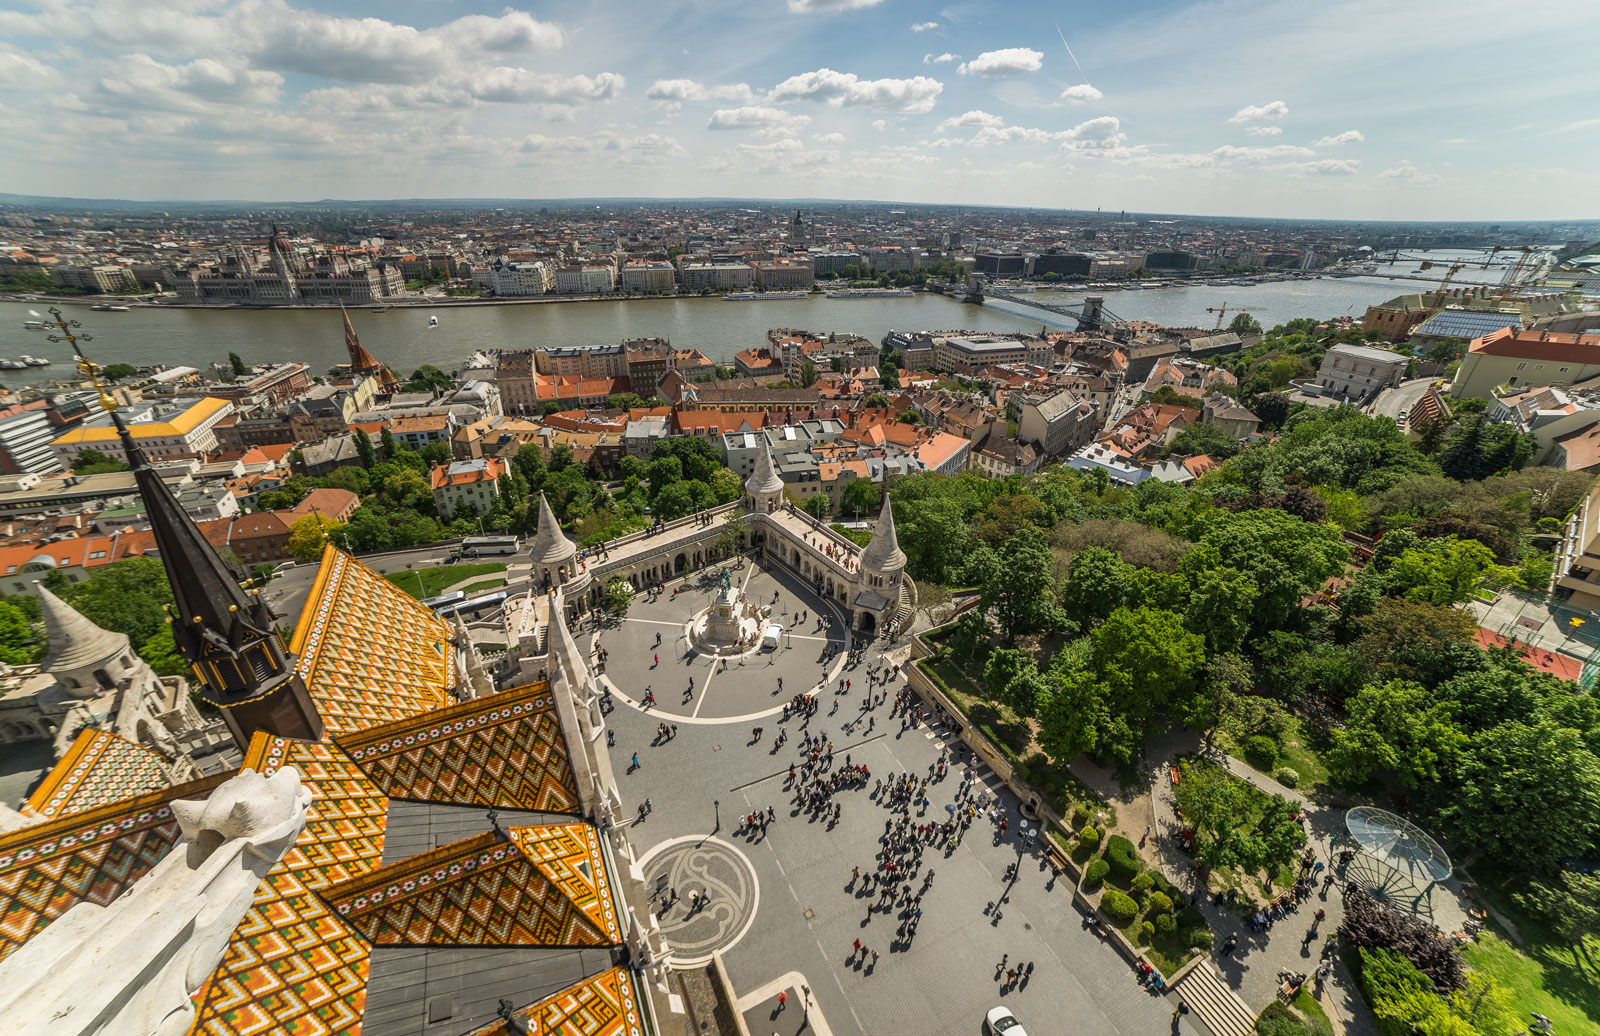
[0,767,311,1036]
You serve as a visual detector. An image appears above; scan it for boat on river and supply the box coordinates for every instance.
[723,291,808,300]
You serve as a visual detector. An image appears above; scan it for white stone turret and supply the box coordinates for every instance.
[859,496,906,577]
[851,497,907,633]
[39,585,136,701]
[528,492,588,601]
[744,439,784,513]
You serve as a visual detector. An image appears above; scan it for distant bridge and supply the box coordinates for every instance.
[926,276,1121,331]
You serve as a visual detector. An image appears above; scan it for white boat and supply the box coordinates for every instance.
[22,320,45,330]
[427,315,439,327]
[0,359,26,370]
[724,291,808,300]
[826,288,913,298]
[20,355,49,366]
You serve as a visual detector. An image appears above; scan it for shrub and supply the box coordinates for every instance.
[1130,872,1155,898]
[1147,891,1174,915]
[1244,735,1279,769]
[1084,858,1110,888]
[1139,920,1156,943]
[1100,889,1139,925]
[1276,766,1300,788]
[1256,1002,1307,1036]
[1106,834,1143,879]
[1340,892,1465,991]
[1014,762,1032,783]
[1185,925,1214,949]
[1155,912,1177,937]
[1078,825,1101,849]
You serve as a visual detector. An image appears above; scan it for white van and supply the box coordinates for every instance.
[761,624,783,650]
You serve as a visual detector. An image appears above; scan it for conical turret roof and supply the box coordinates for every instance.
[859,496,906,573]
[745,439,784,496]
[39,584,128,672]
[529,492,577,566]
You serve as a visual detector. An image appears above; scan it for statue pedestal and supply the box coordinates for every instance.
[689,587,759,657]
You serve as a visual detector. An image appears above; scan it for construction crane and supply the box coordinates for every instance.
[1206,301,1264,330]
[1417,261,1468,291]
[1492,245,1537,287]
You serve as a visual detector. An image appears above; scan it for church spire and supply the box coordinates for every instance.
[340,304,398,391]
[44,306,323,748]
[859,495,906,574]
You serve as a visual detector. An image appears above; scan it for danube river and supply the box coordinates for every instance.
[0,257,1507,388]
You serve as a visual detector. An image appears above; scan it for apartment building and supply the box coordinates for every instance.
[1452,327,1600,400]
[751,258,815,290]
[620,260,677,293]
[1315,343,1408,401]
[932,334,1053,375]
[0,407,62,476]
[431,457,508,520]
[49,396,234,466]
[680,261,754,291]
[490,259,552,296]
[553,264,617,294]
[538,343,629,379]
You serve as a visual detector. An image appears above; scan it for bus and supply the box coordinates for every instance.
[436,590,508,616]
[455,535,521,558]
[422,591,466,611]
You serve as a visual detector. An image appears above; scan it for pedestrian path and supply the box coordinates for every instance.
[1171,960,1257,1036]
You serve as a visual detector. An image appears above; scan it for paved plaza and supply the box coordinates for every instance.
[592,557,1194,1036]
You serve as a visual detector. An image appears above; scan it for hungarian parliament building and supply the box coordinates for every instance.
[172,228,406,304]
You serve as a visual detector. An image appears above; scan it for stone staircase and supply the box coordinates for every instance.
[1171,960,1257,1036]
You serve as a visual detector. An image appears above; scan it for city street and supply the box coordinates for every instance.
[595,558,1191,1036]
[1367,377,1435,422]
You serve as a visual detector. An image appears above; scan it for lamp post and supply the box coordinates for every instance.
[713,799,720,832]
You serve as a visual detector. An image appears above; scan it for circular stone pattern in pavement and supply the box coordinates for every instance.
[639,836,759,965]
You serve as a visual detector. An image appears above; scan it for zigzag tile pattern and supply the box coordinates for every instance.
[187,736,389,1036]
[24,728,172,820]
[509,822,622,944]
[322,828,613,948]
[336,682,579,813]
[466,967,643,1036]
[289,547,455,737]
[0,773,230,962]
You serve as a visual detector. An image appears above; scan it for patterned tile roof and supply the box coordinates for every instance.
[288,545,456,737]
[0,773,230,962]
[465,967,643,1036]
[187,735,389,1036]
[323,824,617,948]
[23,728,172,820]
[335,682,579,814]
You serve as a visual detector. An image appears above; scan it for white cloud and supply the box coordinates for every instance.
[786,0,884,11]
[1212,143,1315,162]
[872,119,887,131]
[958,48,1043,77]
[972,125,1058,146]
[1378,160,1440,183]
[1228,100,1289,124]
[936,109,1005,132]
[646,79,754,104]
[707,105,812,137]
[1059,83,1101,103]
[924,53,958,64]
[465,69,623,105]
[99,53,284,110]
[1245,125,1282,137]
[1280,159,1361,176]
[911,21,940,31]
[1310,130,1364,147]
[522,132,686,165]
[768,68,942,114]
[0,42,62,89]
[1058,115,1126,150]
[812,131,845,142]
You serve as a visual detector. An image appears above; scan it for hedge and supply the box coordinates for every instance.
[1147,891,1173,915]
[1084,858,1110,889]
[1155,913,1177,936]
[1078,825,1101,849]
[1101,889,1139,925]
[1105,834,1143,879]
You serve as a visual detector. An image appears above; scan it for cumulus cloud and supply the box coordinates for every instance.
[1311,129,1364,146]
[1212,143,1315,162]
[1245,126,1282,137]
[936,109,1005,132]
[768,68,942,114]
[924,53,958,64]
[1228,100,1289,124]
[1058,115,1126,149]
[100,53,283,110]
[646,78,754,108]
[812,131,845,142]
[1059,83,1101,103]
[1378,160,1439,181]
[1280,159,1360,176]
[786,0,884,11]
[872,119,887,131]
[958,48,1044,77]
[911,20,940,31]
[707,105,812,137]
[522,131,686,164]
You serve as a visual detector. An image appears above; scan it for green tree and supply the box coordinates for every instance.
[137,625,190,677]
[879,359,898,387]
[0,597,41,665]
[1173,759,1304,876]
[1184,566,1258,655]
[1513,870,1600,946]
[70,448,128,474]
[1438,415,1535,481]
[1164,422,1242,460]
[800,493,830,520]
[647,456,682,492]
[228,351,248,376]
[1228,312,1262,336]
[982,527,1064,642]
[1327,680,1466,789]
[1091,607,1207,753]
[379,427,397,460]
[983,647,1032,703]
[1179,652,1253,750]
[1390,537,1520,604]
[287,514,342,563]
[604,576,634,616]
[863,392,891,409]
[798,360,818,387]
[354,428,376,469]
[1036,668,1105,762]
[1252,392,1291,429]
[402,364,455,393]
[840,477,879,519]
[1436,720,1600,870]
[652,481,697,520]
[1191,507,1349,629]
[1059,546,1133,629]
[56,556,173,650]
[101,362,139,381]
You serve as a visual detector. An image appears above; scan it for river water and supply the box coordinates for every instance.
[0,249,1510,389]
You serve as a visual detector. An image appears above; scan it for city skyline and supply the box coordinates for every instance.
[0,0,1596,220]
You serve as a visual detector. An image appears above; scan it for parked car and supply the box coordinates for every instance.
[761,623,783,650]
[985,1006,1026,1035]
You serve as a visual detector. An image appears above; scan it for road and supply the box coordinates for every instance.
[259,543,470,622]
[1368,377,1435,422]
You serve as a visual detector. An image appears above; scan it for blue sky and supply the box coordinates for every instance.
[0,0,1594,219]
